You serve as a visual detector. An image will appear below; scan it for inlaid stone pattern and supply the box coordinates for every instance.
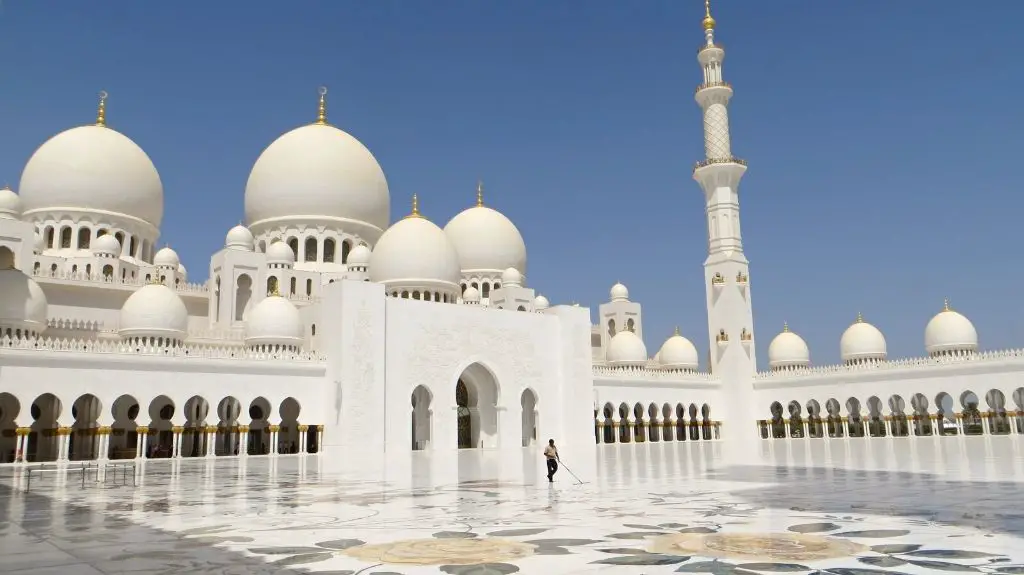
[2,441,1024,574]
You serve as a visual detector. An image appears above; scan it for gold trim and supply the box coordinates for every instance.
[135,426,149,434]
[172,426,184,433]
[314,86,328,125]
[15,427,31,436]
[269,424,281,433]
[238,425,250,433]
[298,424,309,432]
[702,0,715,31]
[97,426,112,435]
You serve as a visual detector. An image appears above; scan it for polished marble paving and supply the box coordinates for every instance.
[2,436,1024,574]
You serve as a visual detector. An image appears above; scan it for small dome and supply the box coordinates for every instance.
[610,282,629,302]
[92,234,121,257]
[657,328,699,370]
[606,329,647,368]
[925,299,978,356]
[534,294,550,311]
[245,294,303,349]
[153,246,180,268]
[245,122,390,233]
[768,323,810,369]
[177,263,187,278]
[840,313,887,363]
[443,187,527,275]
[0,186,21,219]
[0,267,49,335]
[463,286,481,304]
[19,124,164,227]
[266,241,296,265]
[369,197,461,290]
[501,267,523,288]
[347,243,371,266]
[33,232,45,255]
[118,283,188,342]
[225,225,255,251]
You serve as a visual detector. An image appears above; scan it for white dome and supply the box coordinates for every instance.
[225,225,255,251]
[768,324,810,369]
[19,124,163,227]
[657,328,699,370]
[606,329,647,368]
[0,186,21,219]
[92,234,121,257]
[177,263,187,278]
[33,232,45,255]
[369,199,461,289]
[501,267,523,288]
[463,286,481,303]
[534,294,550,311]
[153,246,180,268]
[443,189,526,274]
[348,243,371,266]
[610,282,629,302]
[245,122,390,232]
[266,240,296,265]
[118,283,188,341]
[0,268,48,334]
[840,313,887,362]
[245,295,303,349]
[925,299,978,356]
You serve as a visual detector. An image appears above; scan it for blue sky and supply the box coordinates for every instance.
[2,0,1024,368]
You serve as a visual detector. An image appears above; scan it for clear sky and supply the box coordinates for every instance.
[2,0,1024,368]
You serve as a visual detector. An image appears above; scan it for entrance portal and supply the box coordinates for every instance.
[453,363,500,449]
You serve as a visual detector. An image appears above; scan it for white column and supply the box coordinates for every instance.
[172,427,183,458]
[98,428,110,461]
[299,426,308,454]
[239,426,249,457]
[137,427,149,458]
[58,429,71,462]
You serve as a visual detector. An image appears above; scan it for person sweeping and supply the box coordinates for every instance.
[544,439,560,482]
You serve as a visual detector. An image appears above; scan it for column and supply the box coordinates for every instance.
[172,426,183,458]
[97,427,111,461]
[298,425,308,453]
[269,425,280,454]
[58,427,72,462]
[239,425,249,457]
[205,426,216,457]
[136,426,149,459]
[14,428,29,463]
[316,425,324,452]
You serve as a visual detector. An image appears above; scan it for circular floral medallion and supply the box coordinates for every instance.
[342,537,536,565]
[649,532,866,562]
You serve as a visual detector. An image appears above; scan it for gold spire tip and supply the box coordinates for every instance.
[943,297,951,312]
[855,311,864,323]
[406,193,422,219]
[96,90,108,127]
[673,326,681,336]
[782,321,789,332]
[702,0,716,31]
[315,86,328,125]
[476,180,484,207]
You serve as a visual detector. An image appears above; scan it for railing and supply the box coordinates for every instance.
[693,156,747,171]
[32,268,208,294]
[0,334,326,363]
[695,81,732,94]
[592,365,717,382]
[755,347,1024,380]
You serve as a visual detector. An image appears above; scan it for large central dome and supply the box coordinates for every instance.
[244,102,390,233]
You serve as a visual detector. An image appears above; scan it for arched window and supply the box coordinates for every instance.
[266,276,279,295]
[304,237,318,262]
[323,238,336,263]
[312,324,316,336]
[129,236,138,258]
[77,227,91,249]
[461,283,467,295]
[290,277,297,294]
[341,240,352,264]
[287,237,299,261]
[60,227,72,249]
[215,276,221,319]
[85,264,92,276]
[114,231,125,251]
[45,227,55,248]
[306,278,313,296]
[482,283,490,298]
[626,318,635,332]
[235,275,253,321]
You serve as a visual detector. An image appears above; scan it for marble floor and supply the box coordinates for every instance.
[2,437,1024,574]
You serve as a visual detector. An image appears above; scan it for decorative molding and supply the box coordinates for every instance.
[31,267,208,294]
[592,365,716,382]
[754,347,1024,381]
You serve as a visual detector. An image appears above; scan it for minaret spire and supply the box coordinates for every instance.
[315,86,328,125]
[476,180,484,207]
[95,90,108,127]
[702,0,716,45]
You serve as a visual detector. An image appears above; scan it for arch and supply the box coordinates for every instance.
[845,397,864,437]
[675,403,687,440]
[77,227,91,250]
[306,278,313,296]
[601,403,615,444]
[290,276,297,295]
[618,403,631,443]
[786,400,804,438]
[0,393,21,462]
[109,395,140,460]
[910,393,933,436]
[626,318,636,333]
[632,403,645,442]
[960,390,983,436]
[304,237,318,262]
[248,397,272,455]
[1013,388,1024,434]
[888,395,909,437]
[146,395,175,458]
[60,226,72,249]
[412,385,433,450]
[769,401,786,438]
[521,389,538,447]
[266,275,279,295]
[235,274,253,321]
[70,394,102,460]
[454,363,500,449]
[216,396,242,456]
[323,238,336,263]
[935,392,956,436]
[28,394,63,462]
[0,246,13,269]
[279,397,301,454]
[986,389,1011,435]
[287,237,299,261]
[647,403,660,442]
[181,396,210,457]
[866,396,886,438]
[661,403,673,441]
[607,319,616,339]
[341,240,352,264]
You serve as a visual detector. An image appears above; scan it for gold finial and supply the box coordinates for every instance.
[315,86,328,125]
[405,194,423,219]
[943,297,951,312]
[674,326,681,336]
[702,0,716,31]
[476,180,484,207]
[855,311,864,323]
[96,90,108,127]
[782,321,789,333]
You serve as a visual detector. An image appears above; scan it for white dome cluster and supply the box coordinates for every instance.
[119,282,188,345]
[925,299,978,357]
[245,294,303,351]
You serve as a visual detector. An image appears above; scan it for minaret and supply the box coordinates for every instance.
[693,1,758,450]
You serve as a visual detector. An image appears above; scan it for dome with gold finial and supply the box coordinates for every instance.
[768,322,810,370]
[443,180,527,276]
[840,312,887,364]
[245,290,303,351]
[18,91,165,228]
[657,327,700,371]
[244,86,390,239]
[369,195,462,298]
[924,298,978,357]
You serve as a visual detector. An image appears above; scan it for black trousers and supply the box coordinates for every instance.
[546,458,558,481]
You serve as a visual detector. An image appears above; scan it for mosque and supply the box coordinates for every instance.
[0,3,1022,472]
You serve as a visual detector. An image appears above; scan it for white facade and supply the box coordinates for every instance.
[1,7,1023,475]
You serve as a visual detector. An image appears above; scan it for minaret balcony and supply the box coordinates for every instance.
[695,81,732,95]
[694,156,746,171]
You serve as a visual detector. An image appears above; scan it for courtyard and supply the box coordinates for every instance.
[1,437,1023,574]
